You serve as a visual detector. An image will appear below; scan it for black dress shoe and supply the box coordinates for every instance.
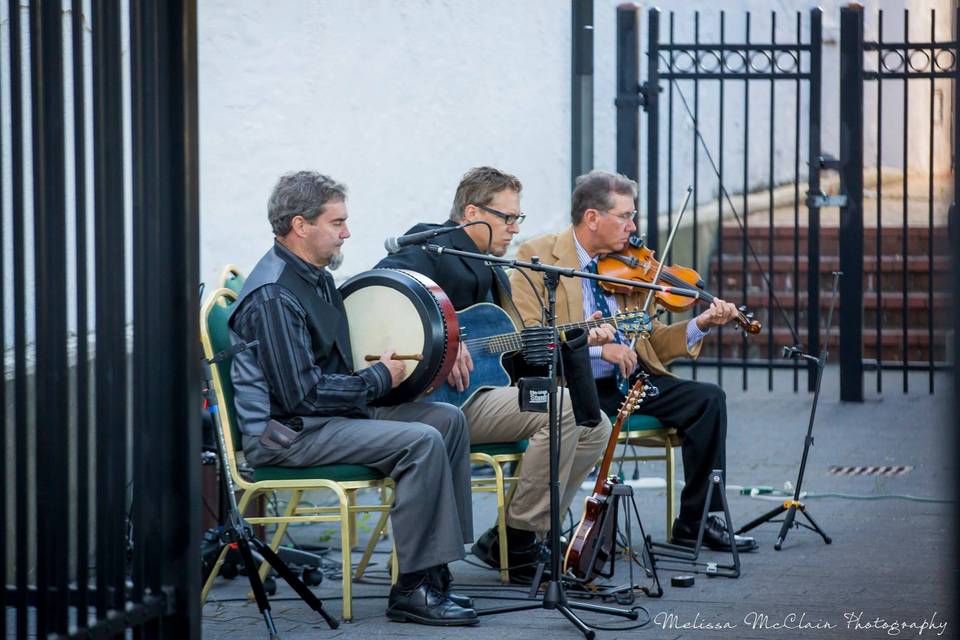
[386,581,478,626]
[429,564,473,609]
[471,526,552,585]
[671,515,758,552]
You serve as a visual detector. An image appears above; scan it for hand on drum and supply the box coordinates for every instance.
[586,310,617,347]
[378,348,407,389]
[447,343,474,392]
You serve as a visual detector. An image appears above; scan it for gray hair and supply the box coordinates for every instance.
[268,171,347,236]
[450,166,522,221]
[570,170,637,225]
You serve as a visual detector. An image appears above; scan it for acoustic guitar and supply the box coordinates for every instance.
[425,302,651,407]
[563,375,652,581]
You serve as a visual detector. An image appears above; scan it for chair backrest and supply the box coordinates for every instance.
[200,288,245,475]
[219,264,246,295]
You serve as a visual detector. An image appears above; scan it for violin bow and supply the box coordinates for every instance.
[663,71,804,347]
[640,185,694,316]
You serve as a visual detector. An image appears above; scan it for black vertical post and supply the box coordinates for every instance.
[901,10,909,393]
[792,11,803,392]
[29,1,69,635]
[616,4,639,188]
[131,0,201,634]
[93,0,127,620]
[572,0,593,185]
[9,0,29,634]
[807,8,823,391]
[131,0,156,622]
[839,4,865,402]
[71,0,91,627]
[645,9,661,250]
[741,12,751,391]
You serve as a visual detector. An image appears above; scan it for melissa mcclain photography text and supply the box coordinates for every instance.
[653,610,949,636]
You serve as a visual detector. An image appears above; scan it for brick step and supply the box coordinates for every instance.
[721,294,951,329]
[710,268,949,293]
[734,291,951,311]
[709,254,950,274]
[718,226,951,256]
[701,328,948,362]
[701,344,946,363]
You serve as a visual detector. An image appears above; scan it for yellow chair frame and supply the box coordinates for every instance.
[469,445,524,584]
[200,288,394,621]
[218,263,245,294]
[617,423,680,540]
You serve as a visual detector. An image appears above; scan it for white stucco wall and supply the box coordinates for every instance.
[199,0,954,291]
[198,0,575,287]
[0,1,954,348]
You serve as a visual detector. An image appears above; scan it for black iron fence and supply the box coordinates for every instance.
[839,5,957,400]
[616,5,955,399]
[2,1,200,637]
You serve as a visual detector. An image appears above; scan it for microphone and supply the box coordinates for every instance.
[782,345,805,360]
[384,225,464,254]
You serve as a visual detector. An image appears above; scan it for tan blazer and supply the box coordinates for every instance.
[509,226,701,377]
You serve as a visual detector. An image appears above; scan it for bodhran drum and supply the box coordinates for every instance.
[339,268,459,406]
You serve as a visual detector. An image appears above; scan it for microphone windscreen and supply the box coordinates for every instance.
[560,328,602,428]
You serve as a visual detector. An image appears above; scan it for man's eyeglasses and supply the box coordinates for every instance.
[600,209,638,225]
[475,203,526,226]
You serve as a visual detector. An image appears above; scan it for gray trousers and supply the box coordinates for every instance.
[243,402,472,574]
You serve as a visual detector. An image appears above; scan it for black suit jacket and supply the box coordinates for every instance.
[375,220,513,312]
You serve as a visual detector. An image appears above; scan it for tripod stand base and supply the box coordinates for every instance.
[477,579,639,640]
[736,500,832,549]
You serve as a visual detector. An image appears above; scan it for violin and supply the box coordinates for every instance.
[597,237,762,336]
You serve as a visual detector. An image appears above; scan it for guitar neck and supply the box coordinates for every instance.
[481,316,622,355]
[592,412,627,494]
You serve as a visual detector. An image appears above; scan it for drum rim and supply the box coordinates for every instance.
[340,268,457,405]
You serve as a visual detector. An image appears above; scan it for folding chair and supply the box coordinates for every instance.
[201,287,394,621]
[469,441,526,583]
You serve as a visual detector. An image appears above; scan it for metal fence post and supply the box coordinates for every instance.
[616,4,639,189]
[29,1,69,634]
[572,0,593,185]
[839,4,865,402]
[645,8,661,250]
[807,8,823,392]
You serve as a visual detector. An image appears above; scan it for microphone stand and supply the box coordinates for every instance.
[735,272,841,549]
[421,242,701,639]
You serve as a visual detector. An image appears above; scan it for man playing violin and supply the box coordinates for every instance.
[377,166,613,583]
[511,169,756,552]
[229,171,478,625]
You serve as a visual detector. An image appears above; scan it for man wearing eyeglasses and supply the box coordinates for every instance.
[376,166,613,584]
[510,169,757,553]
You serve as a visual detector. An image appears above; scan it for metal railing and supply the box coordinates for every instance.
[839,4,957,400]
[2,1,200,637]
[616,5,954,398]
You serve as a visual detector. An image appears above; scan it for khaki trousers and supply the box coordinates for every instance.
[463,386,611,534]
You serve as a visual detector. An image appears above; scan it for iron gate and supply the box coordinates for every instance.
[616,5,955,400]
[838,5,957,401]
[2,1,200,637]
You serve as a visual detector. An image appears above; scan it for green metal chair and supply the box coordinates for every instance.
[218,264,245,294]
[201,287,394,621]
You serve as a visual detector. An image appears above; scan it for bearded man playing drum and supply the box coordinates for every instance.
[377,166,613,584]
[511,169,755,553]
[229,171,477,626]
